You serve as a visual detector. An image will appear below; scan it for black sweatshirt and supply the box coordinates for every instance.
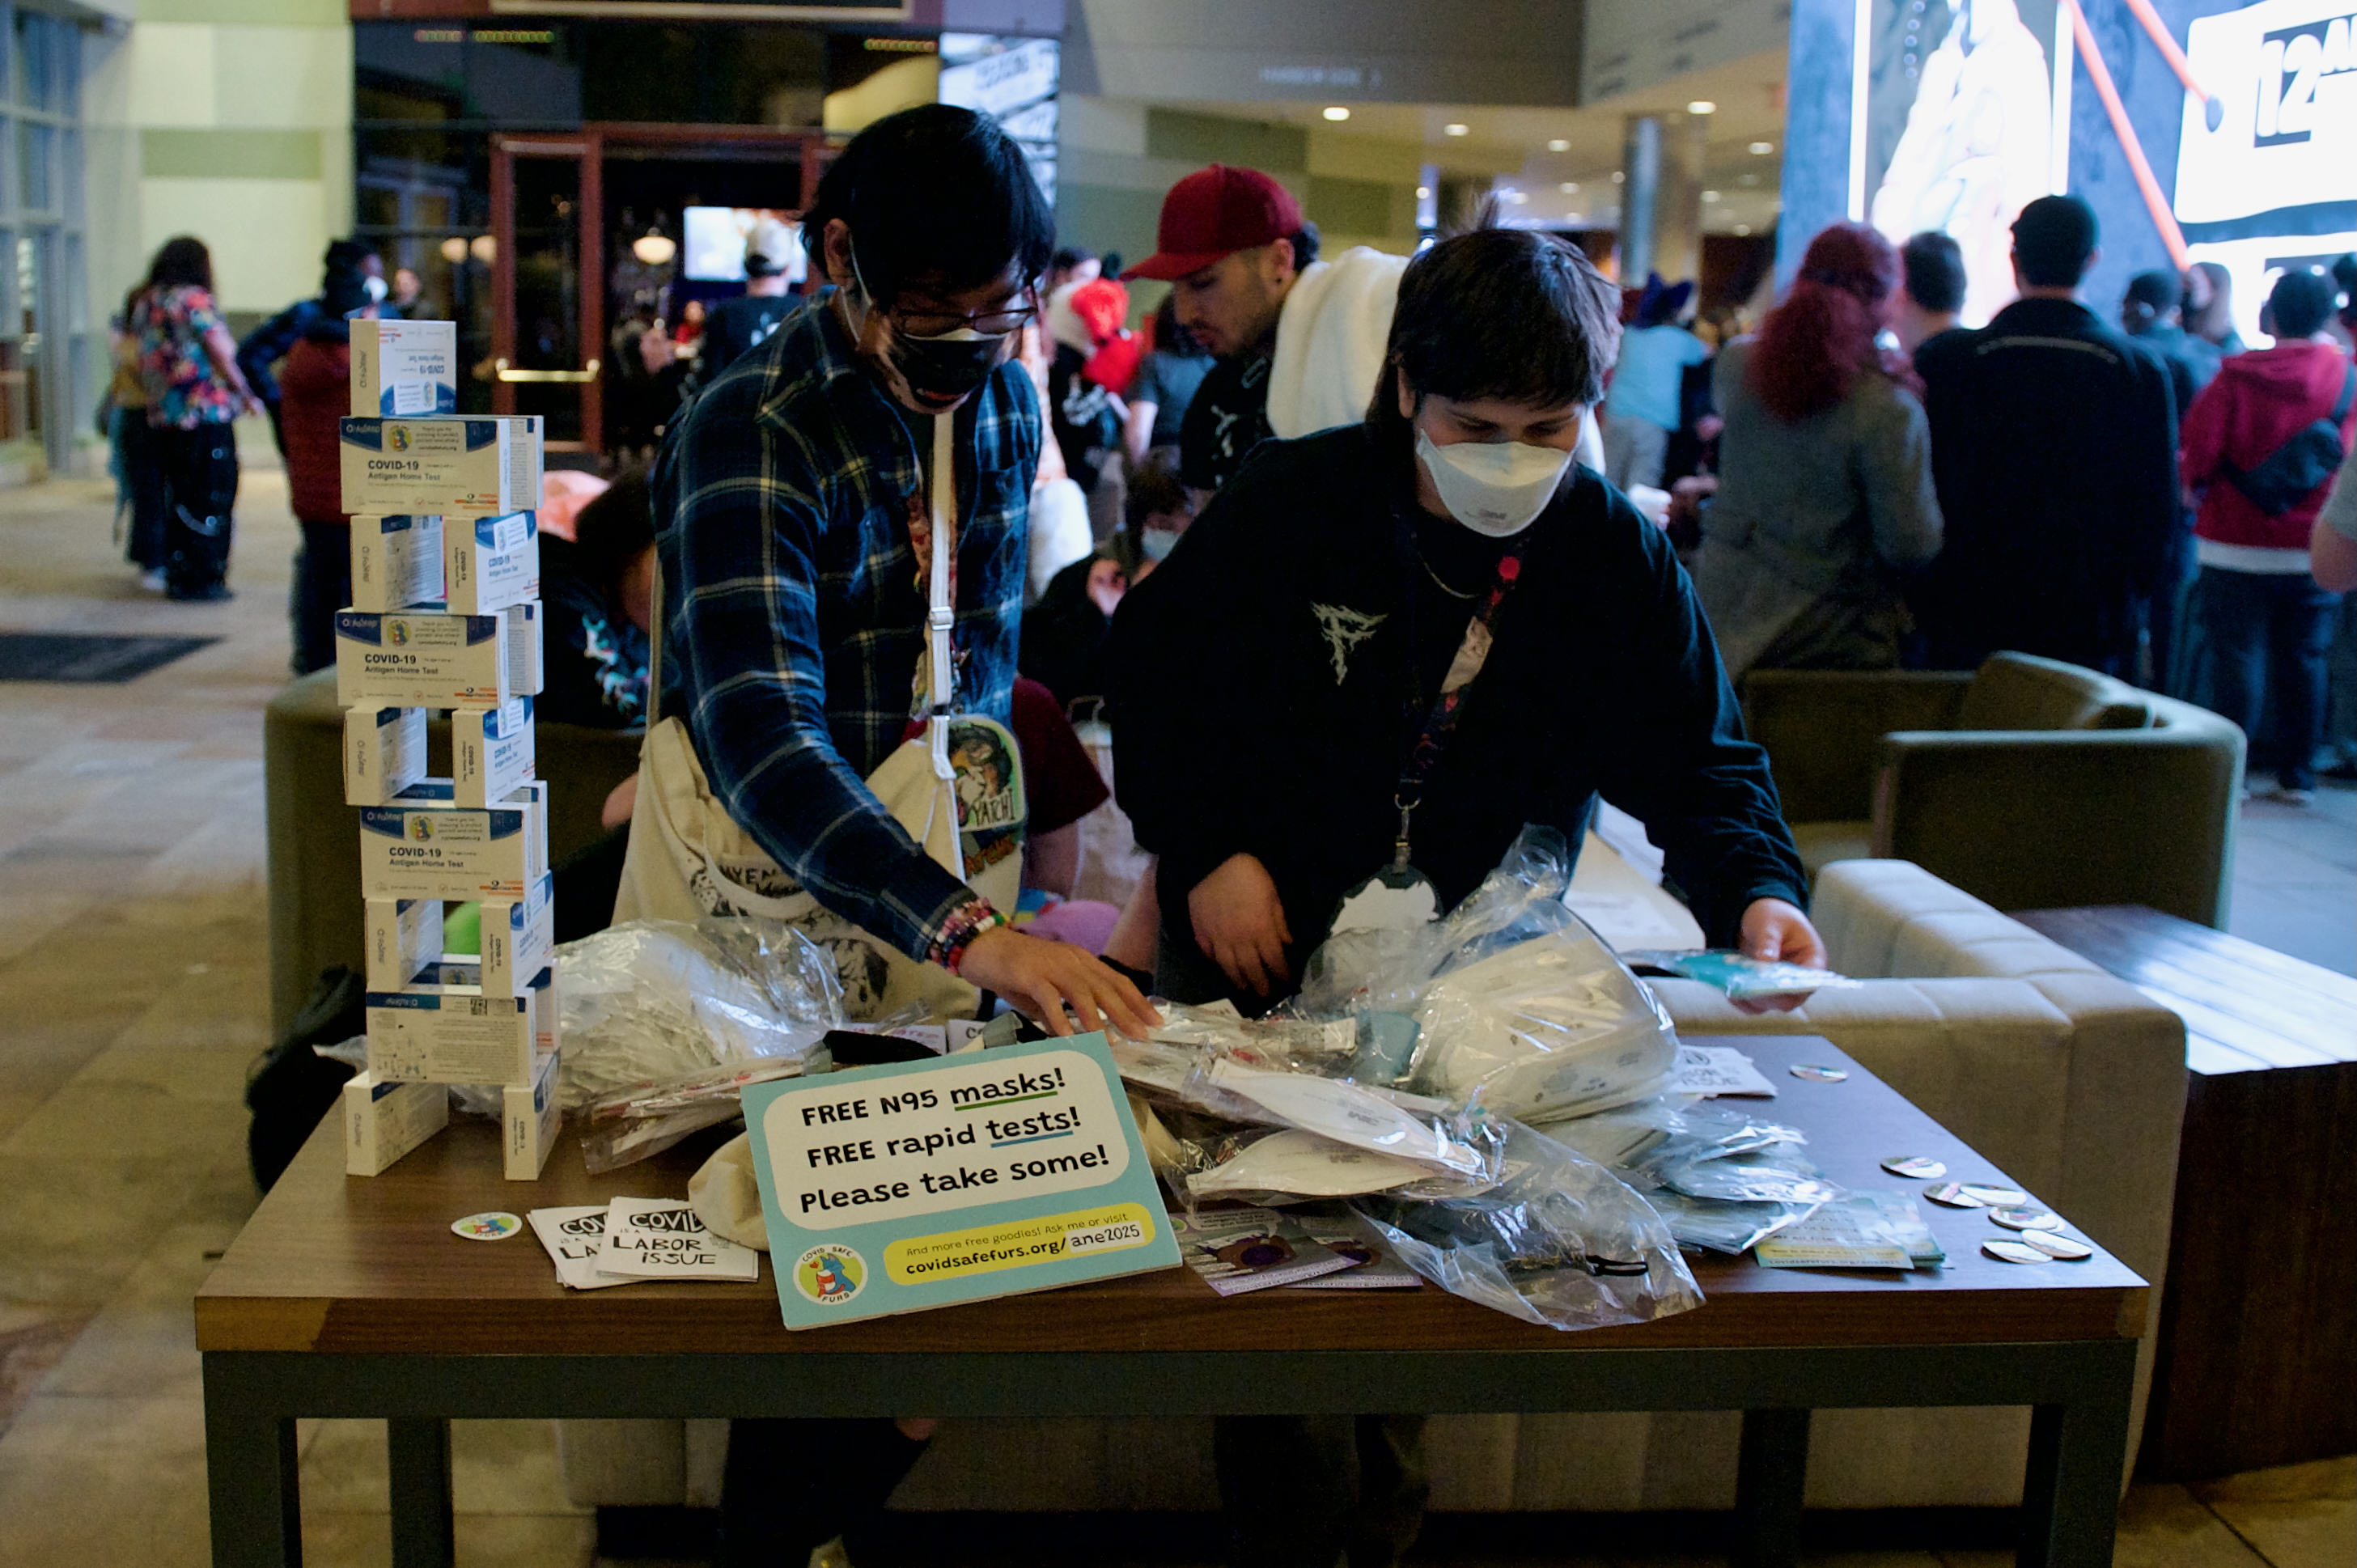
[1109,424,1808,990]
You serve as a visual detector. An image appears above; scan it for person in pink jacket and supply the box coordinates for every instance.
[2181,269,2355,803]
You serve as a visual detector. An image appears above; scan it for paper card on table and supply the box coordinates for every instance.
[742,1034,1181,1329]
[526,1206,634,1290]
[1666,1045,1779,1098]
[1754,1192,1942,1271]
[1288,1209,1425,1289]
[594,1197,761,1281]
[1172,1208,1355,1295]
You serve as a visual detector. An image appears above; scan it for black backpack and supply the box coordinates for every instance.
[244,966,363,1191]
[2227,365,2355,515]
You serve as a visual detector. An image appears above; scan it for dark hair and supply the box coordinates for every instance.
[2267,269,2336,340]
[1901,230,1966,314]
[1749,223,1909,423]
[1151,294,1209,358]
[2012,196,2098,289]
[146,235,213,295]
[1286,221,1321,269]
[2123,268,2182,315]
[801,104,1053,306]
[573,468,656,591]
[324,238,378,282]
[2331,252,2355,327]
[1366,218,1619,446]
[1051,246,1095,274]
[319,269,373,321]
[1125,452,1189,531]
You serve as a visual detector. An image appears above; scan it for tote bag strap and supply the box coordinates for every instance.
[923,410,958,785]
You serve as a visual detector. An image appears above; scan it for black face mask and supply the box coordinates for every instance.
[889,326,1009,405]
[842,245,1012,409]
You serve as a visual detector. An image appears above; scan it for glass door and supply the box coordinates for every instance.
[490,134,604,455]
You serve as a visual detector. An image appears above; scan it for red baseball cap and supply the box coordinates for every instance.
[1121,165,1305,282]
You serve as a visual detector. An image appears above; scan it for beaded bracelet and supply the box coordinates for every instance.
[932,896,1007,976]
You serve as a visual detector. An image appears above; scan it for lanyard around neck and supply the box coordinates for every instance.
[1390,518,1524,868]
[922,412,958,782]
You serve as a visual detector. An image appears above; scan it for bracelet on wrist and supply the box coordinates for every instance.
[933,898,1007,975]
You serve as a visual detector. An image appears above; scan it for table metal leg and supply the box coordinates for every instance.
[202,1399,301,1568]
[1733,1407,1812,1568]
[2018,1368,2135,1568]
[388,1418,455,1568]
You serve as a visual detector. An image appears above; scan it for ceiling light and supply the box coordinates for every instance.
[1323,105,1350,121]
[1611,171,1625,183]
[468,235,496,264]
[1687,100,1717,115]
[1702,190,1721,202]
[1749,141,1775,155]
[632,232,677,266]
[1415,185,1431,199]
[1443,122,1469,137]
[1734,224,1753,236]
[1547,138,1570,151]
[1559,181,1579,193]
[439,236,468,264]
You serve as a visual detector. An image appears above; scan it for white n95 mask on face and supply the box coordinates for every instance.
[1415,428,1572,537]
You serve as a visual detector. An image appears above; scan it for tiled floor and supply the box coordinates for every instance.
[0,459,2350,1566]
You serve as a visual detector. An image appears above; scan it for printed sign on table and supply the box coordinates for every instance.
[742,1034,1180,1329]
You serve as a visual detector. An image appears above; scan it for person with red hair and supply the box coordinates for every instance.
[1689,222,1943,677]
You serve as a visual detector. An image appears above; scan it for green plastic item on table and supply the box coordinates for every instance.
[443,901,481,956]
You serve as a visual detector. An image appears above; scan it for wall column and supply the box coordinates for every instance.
[1619,111,1705,285]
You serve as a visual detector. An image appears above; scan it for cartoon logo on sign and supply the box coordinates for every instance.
[388,619,410,646]
[390,426,412,453]
[409,816,435,843]
[794,1244,867,1304]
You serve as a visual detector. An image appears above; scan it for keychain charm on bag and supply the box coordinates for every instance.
[1331,795,1441,934]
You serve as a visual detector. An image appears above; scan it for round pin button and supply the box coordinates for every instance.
[2014,1231,2092,1261]
[1982,1239,2054,1265]
[451,1211,524,1241]
[1922,1182,1985,1208]
[1960,1184,2028,1206]
[1882,1156,1948,1179]
[1790,1063,1848,1083]
[1990,1207,2063,1232]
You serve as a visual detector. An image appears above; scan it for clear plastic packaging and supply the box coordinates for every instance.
[579,1057,826,1174]
[1352,1118,1703,1331]
[1624,1105,1836,1206]
[553,917,843,1111]
[1643,1189,1825,1255]
[1279,827,1679,1121]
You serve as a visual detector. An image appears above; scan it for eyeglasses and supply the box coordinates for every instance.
[888,302,1039,337]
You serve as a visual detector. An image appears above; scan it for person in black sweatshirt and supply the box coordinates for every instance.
[1113,218,1819,1012]
[1108,216,1818,1568]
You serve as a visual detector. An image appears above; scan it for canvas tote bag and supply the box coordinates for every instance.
[614,413,1026,1020]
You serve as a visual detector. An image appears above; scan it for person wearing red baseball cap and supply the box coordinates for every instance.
[1124,164,1323,498]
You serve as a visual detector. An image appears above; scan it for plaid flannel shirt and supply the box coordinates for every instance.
[652,294,1038,963]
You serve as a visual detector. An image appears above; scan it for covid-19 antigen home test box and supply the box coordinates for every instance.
[340,415,543,515]
[452,696,535,807]
[342,1072,449,1176]
[504,1045,562,1180]
[444,511,539,614]
[333,604,542,709]
[417,873,553,997]
[350,319,459,417]
[365,966,556,1085]
[364,896,445,991]
[343,706,427,807]
[349,515,444,611]
[358,781,546,901]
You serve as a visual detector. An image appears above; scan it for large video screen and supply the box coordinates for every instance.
[1793,0,2356,335]
[681,207,805,285]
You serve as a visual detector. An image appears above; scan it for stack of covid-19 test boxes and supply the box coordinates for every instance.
[332,319,560,1180]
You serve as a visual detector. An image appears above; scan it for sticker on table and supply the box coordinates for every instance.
[451,1210,523,1240]
[595,1197,760,1281]
[1989,1207,2063,1232]
[1881,1155,1947,1179]
[1788,1063,1848,1083]
[2012,1230,2092,1261]
[1922,1183,1986,1209]
[1982,1238,2055,1265]
[1959,1184,2028,1206]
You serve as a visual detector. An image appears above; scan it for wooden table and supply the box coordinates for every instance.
[197,1036,2146,1568]
[2015,905,2357,1478]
